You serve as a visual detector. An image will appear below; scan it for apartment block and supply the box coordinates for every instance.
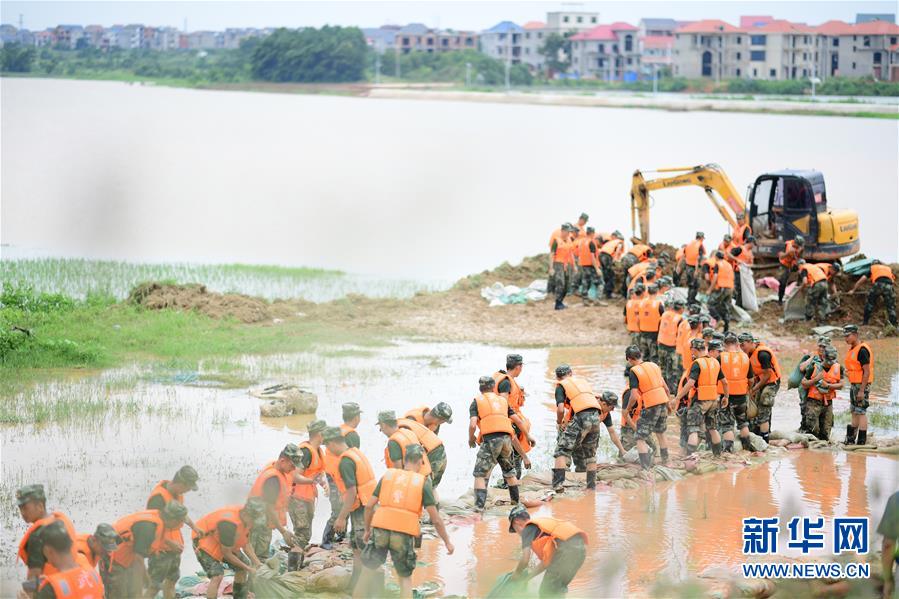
[393,23,477,54]
[569,22,640,79]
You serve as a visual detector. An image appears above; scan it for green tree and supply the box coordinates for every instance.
[539,31,574,75]
[1,43,36,73]
[250,26,367,83]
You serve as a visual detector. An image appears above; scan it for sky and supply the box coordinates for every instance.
[1,0,895,31]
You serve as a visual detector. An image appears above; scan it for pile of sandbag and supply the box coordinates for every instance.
[252,384,318,416]
[480,280,547,306]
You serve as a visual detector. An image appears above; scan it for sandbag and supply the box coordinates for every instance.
[788,354,811,390]
[740,266,759,312]
[486,572,527,598]
[784,287,806,321]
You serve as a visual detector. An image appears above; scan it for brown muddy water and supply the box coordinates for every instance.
[2,339,897,596]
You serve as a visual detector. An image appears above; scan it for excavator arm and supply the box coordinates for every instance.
[630,164,747,243]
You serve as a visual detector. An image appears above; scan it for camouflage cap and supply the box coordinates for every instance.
[599,391,618,408]
[506,353,524,367]
[431,401,453,423]
[242,497,268,528]
[816,336,831,347]
[842,324,858,335]
[322,427,345,443]
[648,283,659,294]
[161,501,188,523]
[712,331,725,341]
[404,443,425,461]
[673,299,686,309]
[699,314,711,324]
[724,332,738,344]
[15,484,45,507]
[508,504,531,532]
[562,222,574,231]
[633,283,645,294]
[579,212,589,221]
[173,465,199,491]
[687,315,700,325]
[708,340,724,351]
[342,402,362,419]
[688,303,702,315]
[659,276,672,286]
[737,332,755,343]
[586,226,595,234]
[555,364,572,379]
[612,230,624,239]
[794,235,805,245]
[307,419,327,434]
[281,443,303,465]
[659,252,671,262]
[690,338,707,350]
[93,523,120,552]
[696,231,705,238]
[702,327,715,338]
[377,410,398,425]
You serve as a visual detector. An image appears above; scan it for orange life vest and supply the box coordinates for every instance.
[749,344,783,384]
[600,239,624,260]
[845,343,874,384]
[675,246,685,262]
[73,534,98,569]
[734,245,754,269]
[639,296,662,333]
[578,237,596,266]
[631,362,668,409]
[527,518,588,566]
[657,310,681,347]
[249,463,290,529]
[193,505,249,562]
[675,319,692,357]
[779,240,802,267]
[370,469,426,537]
[681,329,701,372]
[871,264,895,284]
[693,356,722,401]
[291,442,326,502]
[807,363,841,404]
[398,418,443,453]
[335,448,376,510]
[733,223,751,246]
[548,228,563,249]
[714,260,735,289]
[493,371,524,411]
[719,350,750,395]
[800,263,826,285]
[559,376,600,413]
[625,298,642,332]
[628,260,652,280]
[385,428,432,477]
[147,481,185,553]
[18,512,78,575]
[38,565,104,599]
[813,262,837,281]
[324,424,356,482]
[111,511,165,568]
[475,392,514,436]
[629,244,651,261]
[684,239,704,266]
[553,238,574,264]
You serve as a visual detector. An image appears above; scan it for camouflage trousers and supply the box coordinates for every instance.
[629,332,642,348]
[803,398,833,441]
[554,409,601,464]
[552,263,570,303]
[685,265,700,304]
[657,344,679,390]
[709,288,733,330]
[107,562,144,599]
[473,434,516,478]
[718,395,750,433]
[325,474,343,530]
[636,403,668,440]
[805,281,829,323]
[250,527,274,560]
[751,383,779,432]
[865,280,897,326]
[640,332,659,363]
[849,383,870,415]
[428,446,447,488]
[578,265,602,298]
[148,550,181,587]
[686,399,719,435]
[622,423,660,452]
[599,253,615,298]
[362,528,417,578]
[288,497,315,550]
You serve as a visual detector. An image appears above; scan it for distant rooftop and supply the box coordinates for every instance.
[856,13,895,24]
[484,21,524,34]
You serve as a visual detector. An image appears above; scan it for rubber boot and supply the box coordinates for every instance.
[660,448,669,463]
[508,485,520,504]
[857,429,867,446]
[475,488,488,511]
[551,468,566,492]
[638,452,652,470]
[586,470,596,489]
[761,432,770,444]
[233,582,247,599]
[862,305,871,326]
[686,443,698,456]
[711,442,722,457]
[844,425,857,445]
[724,440,734,453]
[320,523,334,550]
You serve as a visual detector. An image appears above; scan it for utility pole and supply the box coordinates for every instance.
[652,63,658,94]
[395,48,400,78]
[18,13,24,29]
[505,28,511,91]
[466,62,472,86]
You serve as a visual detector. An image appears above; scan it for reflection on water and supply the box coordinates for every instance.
[2,339,897,595]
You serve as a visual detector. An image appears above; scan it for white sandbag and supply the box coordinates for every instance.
[784,287,806,321]
[740,267,759,312]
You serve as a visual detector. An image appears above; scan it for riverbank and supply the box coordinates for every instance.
[3,73,897,118]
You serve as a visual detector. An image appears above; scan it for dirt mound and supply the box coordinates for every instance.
[129,282,285,323]
[454,253,550,289]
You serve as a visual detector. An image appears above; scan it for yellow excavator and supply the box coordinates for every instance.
[630,164,860,263]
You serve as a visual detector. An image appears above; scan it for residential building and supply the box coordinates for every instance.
[671,20,745,79]
[83,24,106,48]
[740,15,775,28]
[569,21,640,79]
[638,18,677,73]
[435,29,478,52]
[53,25,84,48]
[363,25,400,53]
[520,21,548,71]
[639,18,678,38]
[0,24,18,46]
[480,21,525,64]
[546,11,600,31]
[187,30,220,50]
[391,23,476,54]
[856,14,895,24]
[815,19,899,80]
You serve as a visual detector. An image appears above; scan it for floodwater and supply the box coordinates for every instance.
[2,339,897,596]
[2,77,897,281]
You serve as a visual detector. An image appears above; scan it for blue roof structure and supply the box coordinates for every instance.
[484,21,524,34]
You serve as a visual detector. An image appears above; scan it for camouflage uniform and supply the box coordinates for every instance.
[849,383,870,415]
[472,435,516,478]
[324,474,344,535]
[288,497,315,550]
[107,562,143,599]
[805,281,829,323]
[708,288,733,330]
[657,343,679,391]
[720,395,749,434]
[348,507,366,550]
[864,279,898,326]
[579,265,602,298]
[636,403,667,440]
[428,446,447,488]
[751,383,779,432]
[195,541,250,578]
[803,396,834,440]
[599,253,615,298]
[250,527,273,560]
[362,528,417,578]
[620,425,637,452]
[148,552,181,591]
[686,399,719,435]
[553,263,569,304]
[554,410,601,465]
[685,265,700,304]
[640,333,659,364]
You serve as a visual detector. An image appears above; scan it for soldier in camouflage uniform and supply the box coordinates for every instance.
[801,346,842,441]
[552,365,602,491]
[850,259,898,327]
[675,338,727,456]
[657,299,685,392]
[707,250,734,332]
[795,338,829,432]
[842,324,874,446]
[551,224,576,310]
[287,420,327,550]
[624,346,671,470]
[740,333,781,444]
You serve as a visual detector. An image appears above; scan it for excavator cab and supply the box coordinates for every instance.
[748,170,859,261]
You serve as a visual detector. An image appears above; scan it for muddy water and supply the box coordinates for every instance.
[2,339,897,595]
[2,78,897,279]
